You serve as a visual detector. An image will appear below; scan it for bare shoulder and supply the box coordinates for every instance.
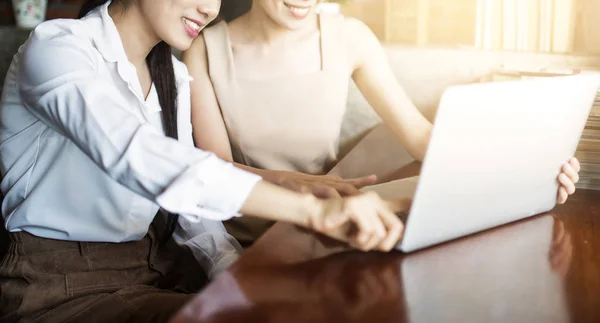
[342,16,372,34]
[341,17,382,69]
[183,19,230,65]
[182,32,207,63]
[342,17,379,43]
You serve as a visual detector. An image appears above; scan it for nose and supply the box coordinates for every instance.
[196,0,220,20]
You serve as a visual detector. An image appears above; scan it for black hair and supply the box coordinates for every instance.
[79,0,179,244]
[212,0,252,24]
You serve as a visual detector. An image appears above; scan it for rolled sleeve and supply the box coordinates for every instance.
[156,158,262,221]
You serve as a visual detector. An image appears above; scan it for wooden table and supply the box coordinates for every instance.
[171,125,600,322]
[170,188,600,323]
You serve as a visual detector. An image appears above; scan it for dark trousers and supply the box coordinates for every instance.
[0,219,207,323]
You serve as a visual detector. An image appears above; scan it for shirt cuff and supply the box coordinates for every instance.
[155,154,262,221]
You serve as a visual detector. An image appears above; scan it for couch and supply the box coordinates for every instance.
[340,45,600,155]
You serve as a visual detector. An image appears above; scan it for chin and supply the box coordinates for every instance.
[167,37,194,52]
[274,14,316,30]
[281,20,311,30]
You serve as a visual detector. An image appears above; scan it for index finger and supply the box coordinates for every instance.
[377,207,404,251]
[343,175,378,188]
[312,185,342,199]
[569,157,581,173]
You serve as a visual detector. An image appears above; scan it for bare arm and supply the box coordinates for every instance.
[241,180,408,252]
[182,35,376,196]
[177,38,406,248]
[182,36,285,180]
[346,18,433,161]
[344,19,581,204]
[177,35,406,252]
[181,35,236,163]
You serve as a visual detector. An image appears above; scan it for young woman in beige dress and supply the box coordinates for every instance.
[182,0,581,243]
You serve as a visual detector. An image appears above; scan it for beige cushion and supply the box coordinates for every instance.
[339,45,600,156]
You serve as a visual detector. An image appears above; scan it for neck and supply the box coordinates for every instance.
[108,2,159,66]
[241,5,316,44]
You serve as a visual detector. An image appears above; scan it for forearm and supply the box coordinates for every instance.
[377,107,432,162]
[233,162,302,184]
[239,180,322,228]
[352,71,432,161]
[347,18,433,162]
[388,118,432,162]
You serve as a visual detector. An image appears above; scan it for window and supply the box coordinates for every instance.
[339,0,600,54]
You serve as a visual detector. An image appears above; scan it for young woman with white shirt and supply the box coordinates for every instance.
[0,0,408,321]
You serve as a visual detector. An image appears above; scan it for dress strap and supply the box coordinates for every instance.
[318,13,347,72]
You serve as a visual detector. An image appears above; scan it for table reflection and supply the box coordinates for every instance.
[401,215,572,323]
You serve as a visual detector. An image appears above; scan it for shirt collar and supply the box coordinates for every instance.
[82,1,124,64]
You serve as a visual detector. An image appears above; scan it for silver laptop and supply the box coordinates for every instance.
[363,73,600,252]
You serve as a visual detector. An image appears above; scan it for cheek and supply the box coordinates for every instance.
[156,16,178,39]
[262,0,282,14]
[142,0,168,19]
[271,3,291,22]
[140,3,174,35]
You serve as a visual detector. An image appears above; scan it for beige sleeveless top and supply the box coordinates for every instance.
[203,14,350,176]
[203,14,350,243]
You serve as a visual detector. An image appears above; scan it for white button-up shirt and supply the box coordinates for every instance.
[0,2,261,278]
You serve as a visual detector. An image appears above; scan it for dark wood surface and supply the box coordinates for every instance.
[170,187,600,323]
[171,124,599,323]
